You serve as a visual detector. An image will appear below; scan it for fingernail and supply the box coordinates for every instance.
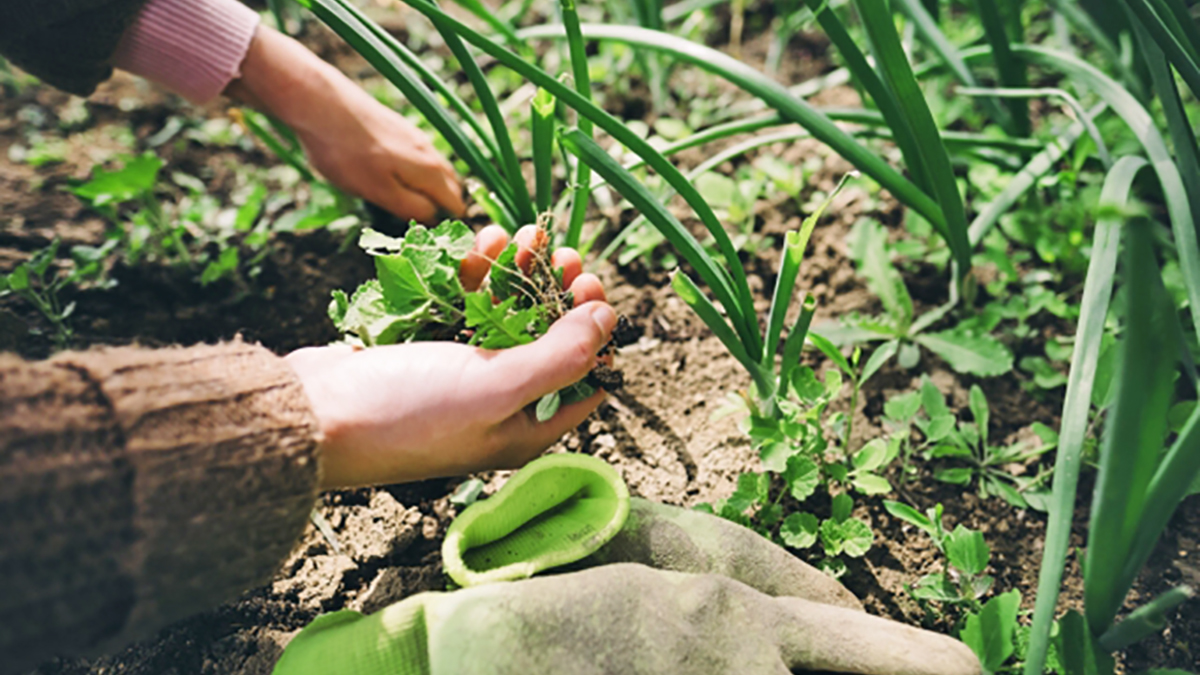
[590,303,617,336]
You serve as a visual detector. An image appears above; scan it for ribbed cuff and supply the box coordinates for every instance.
[110,0,261,104]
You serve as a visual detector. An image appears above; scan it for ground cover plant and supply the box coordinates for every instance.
[2,0,1200,672]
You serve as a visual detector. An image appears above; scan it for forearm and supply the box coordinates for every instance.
[0,341,321,674]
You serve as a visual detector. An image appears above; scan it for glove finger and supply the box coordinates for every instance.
[772,596,981,675]
[591,499,862,611]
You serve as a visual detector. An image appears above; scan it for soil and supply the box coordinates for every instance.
[2,5,1196,675]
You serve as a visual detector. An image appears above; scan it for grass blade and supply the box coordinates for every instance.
[559,129,749,351]
[518,23,949,234]
[1098,586,1196,652]
[781,293,818,387]
[763,175,849,371]
[891,0,1010,128]
[445,0,523,46]
[531,88,556,214]
[853,0,972,274]
[561,0,596,248]
[1125,0,1200,98]
[802,0,933,195]
[957,87,1110,166]
[974,0,1030,135]
[427,14,535,225]
[673,270,774,399]
[1084,219,1180,631]
[1022,155,1149,675]
[1012,44,1200,338]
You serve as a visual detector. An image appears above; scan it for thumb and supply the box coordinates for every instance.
[488,301,617,410]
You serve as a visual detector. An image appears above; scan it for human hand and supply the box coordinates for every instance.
[274,563,981,675]
[286,225,611,489]
[225,26,464,221]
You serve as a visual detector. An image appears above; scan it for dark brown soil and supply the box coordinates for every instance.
[2,6,1196,675]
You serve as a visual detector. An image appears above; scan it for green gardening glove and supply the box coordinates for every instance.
[274,455,981,675]
[273,563,980,675]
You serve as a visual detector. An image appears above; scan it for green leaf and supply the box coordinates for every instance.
[830,493,853,522]
[853,438,890,473]
[916,329,1014,377]
[970,384,990,447]
[464,292,541,349]
[960,589,1021,673]
[885,390,922,423]
[852,473,893,495]
[807,332,853,376]
[780,511,820,549]
[945,524,990,575]
[926,414,958,442]
[449,478,486,508]
[935,467,975,485]
[727,472,770,513]
[857,220,913,330]
[860,340,900,385]
[536,391,561,422]
[921,378,950,418]
[822,517,873,557]
[199,247,239,286]
[784,455,821,501]
[884,500,933,533]
[760,441,796,473]
[791,366,826,402]
[911,572,963,603]
[70,153,163,205]
[1057,610,1115,675]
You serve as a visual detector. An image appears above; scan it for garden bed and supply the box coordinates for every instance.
[1,4,1197,673]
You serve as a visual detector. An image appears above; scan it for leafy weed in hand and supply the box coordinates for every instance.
[330,219,630,420]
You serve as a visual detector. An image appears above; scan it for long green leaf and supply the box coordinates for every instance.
[975,0,1030,135]
[1124,0,1200,98]
[1022,155,1149,675]
[559,129,748,349]
[446,0,523,46]
[763,176,847,371]
[802,0,933,195]
[892,0,1011,128]
[1098,586,1195,652]
[673,270,775,401]
[1011,44,1200,338]
[1133,18,1200,248]
[426,11,535,224]
[517,23,948,234]
[1084,219,1180,632]
[958,87,1111,166]
[336,0,500,160]
[561,0,595,248]
[531,88,556,213]
[854,0,972,274]
[780,293,818,387]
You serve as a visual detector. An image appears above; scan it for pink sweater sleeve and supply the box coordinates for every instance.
[111,0,261,104]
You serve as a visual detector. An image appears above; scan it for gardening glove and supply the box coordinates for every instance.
[272,562,980,675]
[274,455,981,675]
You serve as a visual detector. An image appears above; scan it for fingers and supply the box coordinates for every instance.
[514,225,549,273]
[461,225,509,291]
[568,273,606,306]
[378,177,440,223]
[397,159,466,217]
[773,597,982,675]
[487,302,617,411]
[551,248,583,288]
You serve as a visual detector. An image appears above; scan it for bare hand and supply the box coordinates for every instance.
[286,226,610,489]
[226,26,464,221]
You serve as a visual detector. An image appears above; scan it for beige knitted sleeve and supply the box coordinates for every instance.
[0,340,322,674]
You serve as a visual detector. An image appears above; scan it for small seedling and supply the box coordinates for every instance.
[824,218,1014,378]
[884,500,993,613]
[330,220,630,419]
[0,239,115,349]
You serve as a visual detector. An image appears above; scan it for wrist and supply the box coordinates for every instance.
[225,26,348,135]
